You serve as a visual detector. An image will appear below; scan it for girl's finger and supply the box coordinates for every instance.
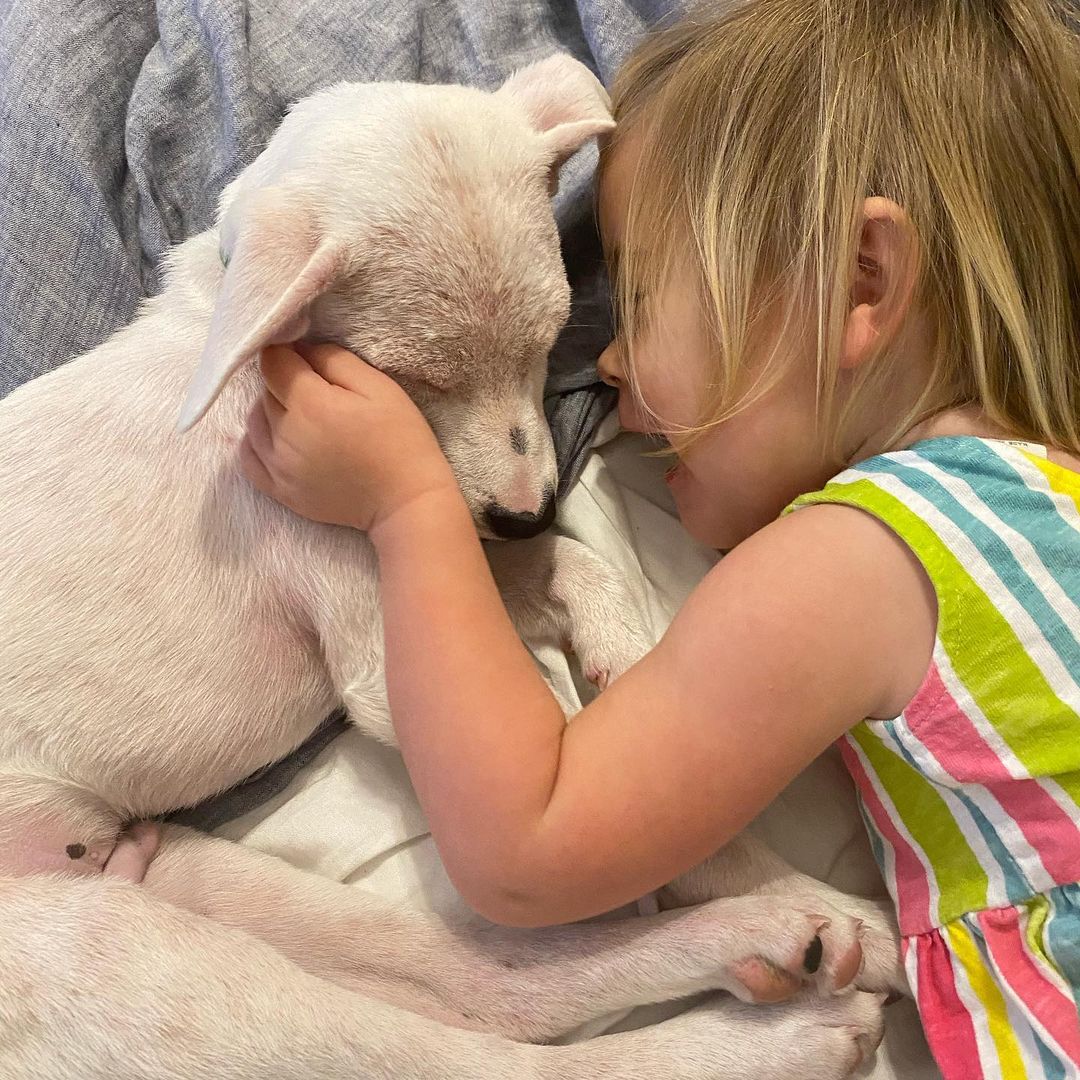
[260,344,322,407]
[238,434,275,496]
[298,341,386,395]
[245,397,276,464]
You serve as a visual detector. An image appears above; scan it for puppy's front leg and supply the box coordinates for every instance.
[145,827,869,1044]
[660,833,908,995]
[486,533,652,692]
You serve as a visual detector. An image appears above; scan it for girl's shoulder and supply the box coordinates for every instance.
[786,434,1080,670]
[789,434,1080,562]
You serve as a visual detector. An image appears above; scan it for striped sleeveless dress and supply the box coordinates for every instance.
[788,435,1080,1080]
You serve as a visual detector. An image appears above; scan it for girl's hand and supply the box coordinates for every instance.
[240,342,458,534]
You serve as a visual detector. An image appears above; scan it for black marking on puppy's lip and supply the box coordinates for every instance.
[509,426,528,456]
[66,843,87,860]
[484,487,556,540]
[803,934,824,974]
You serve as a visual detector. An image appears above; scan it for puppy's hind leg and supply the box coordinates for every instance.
[0,874,550,1080]
[0,770,157,881]
[0,870,885,1080]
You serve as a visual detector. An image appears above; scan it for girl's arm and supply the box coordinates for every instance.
[243,344,936,927]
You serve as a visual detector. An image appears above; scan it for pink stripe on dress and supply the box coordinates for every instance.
[985,779,1080,887]
[908,665,1080,887]
[841,738,935,934]
[979,906,1080,1063]
[912,930,986,1080]
[903,663,1014,783]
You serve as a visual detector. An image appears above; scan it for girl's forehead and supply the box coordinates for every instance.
[597,131,645,248]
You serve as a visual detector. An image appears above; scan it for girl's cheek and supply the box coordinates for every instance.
[617,390,652,433]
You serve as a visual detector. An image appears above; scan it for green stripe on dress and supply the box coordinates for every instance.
[851,724,989,922]
[792,479,1080,784]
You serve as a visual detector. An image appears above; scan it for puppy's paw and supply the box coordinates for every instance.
[763,992,886,1079]
[785,889,908,996]
[662,991,885,1080]
[726,910,864,1002]
[562,588,650,691]
[571,620,650,691]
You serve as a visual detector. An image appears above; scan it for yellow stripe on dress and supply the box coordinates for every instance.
[1023,454,1080,517]
[946,920,1029,1078]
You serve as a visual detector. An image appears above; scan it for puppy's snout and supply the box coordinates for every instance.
[485,488,556,540]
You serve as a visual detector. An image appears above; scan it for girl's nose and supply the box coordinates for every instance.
[597,340,623,388]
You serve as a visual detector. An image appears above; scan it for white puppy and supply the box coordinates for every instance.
[0,55,633,875]
[0,56,900,1078]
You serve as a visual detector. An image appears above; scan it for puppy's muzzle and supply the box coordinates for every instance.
[484,489,556,540]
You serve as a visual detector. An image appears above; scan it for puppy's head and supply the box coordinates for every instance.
[178,55,614,539]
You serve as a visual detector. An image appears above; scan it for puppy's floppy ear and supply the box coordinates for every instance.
[177,187,347,432]
[497,53,616,193]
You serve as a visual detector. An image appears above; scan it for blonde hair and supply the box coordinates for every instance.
[606,0,1080,456]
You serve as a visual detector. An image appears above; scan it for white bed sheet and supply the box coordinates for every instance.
[214,421,939,1079]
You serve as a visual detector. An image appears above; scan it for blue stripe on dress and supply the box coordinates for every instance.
[884,720,1037,906]
[857,795,890,880]
[1044,884,1080,1013]
[1033,1031,1067,1080]
[852,449,1080,695]
[918,439,1080,648]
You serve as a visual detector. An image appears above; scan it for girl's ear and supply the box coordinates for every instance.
[841,197,919,370]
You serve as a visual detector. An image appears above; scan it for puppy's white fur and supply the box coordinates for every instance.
[0,55,899,1078]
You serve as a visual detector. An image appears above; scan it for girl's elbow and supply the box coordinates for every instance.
[449,863,575,928]
[469,894,562,929]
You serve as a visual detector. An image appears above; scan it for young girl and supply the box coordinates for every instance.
[238,1,1080,1076]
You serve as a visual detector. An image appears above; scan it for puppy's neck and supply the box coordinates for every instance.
[155,227,228,318]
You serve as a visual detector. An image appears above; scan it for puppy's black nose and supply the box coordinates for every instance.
[484,489,556,540]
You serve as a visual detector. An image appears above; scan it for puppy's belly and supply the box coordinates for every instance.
[123,648,338,815]
[0,587,342,818]
[0,354,365,821]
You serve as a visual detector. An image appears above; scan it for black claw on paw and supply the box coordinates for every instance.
[803,934,824,974]
[65,843,87,860]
